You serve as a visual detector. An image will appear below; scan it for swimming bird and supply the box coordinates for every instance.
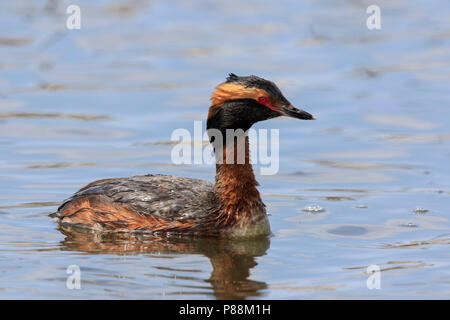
[53,74,315,238]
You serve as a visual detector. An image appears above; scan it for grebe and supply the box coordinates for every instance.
[53,74,315,238]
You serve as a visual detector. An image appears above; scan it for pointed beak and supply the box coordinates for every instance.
[279,104,316,120]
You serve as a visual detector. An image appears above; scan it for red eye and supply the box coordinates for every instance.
[257,96,280,113]
[258,96,267,104]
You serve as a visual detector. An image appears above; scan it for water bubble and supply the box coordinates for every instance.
[413,207,429,214]
[302,204,325,213]
[401,222,418,228]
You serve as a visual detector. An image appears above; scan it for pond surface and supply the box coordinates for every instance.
[0,0,449,299]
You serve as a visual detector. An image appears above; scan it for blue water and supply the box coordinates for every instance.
[0,0,449,299]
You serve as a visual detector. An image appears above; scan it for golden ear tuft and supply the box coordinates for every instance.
[210,83,268,108]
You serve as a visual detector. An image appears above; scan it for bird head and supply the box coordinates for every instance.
[207,73,315,135]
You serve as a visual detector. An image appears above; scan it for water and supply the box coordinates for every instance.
[1,0,449,299]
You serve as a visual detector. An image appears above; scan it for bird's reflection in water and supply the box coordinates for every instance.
[58,226,270,299]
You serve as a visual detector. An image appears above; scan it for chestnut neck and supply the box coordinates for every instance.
[212,135,265,226]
